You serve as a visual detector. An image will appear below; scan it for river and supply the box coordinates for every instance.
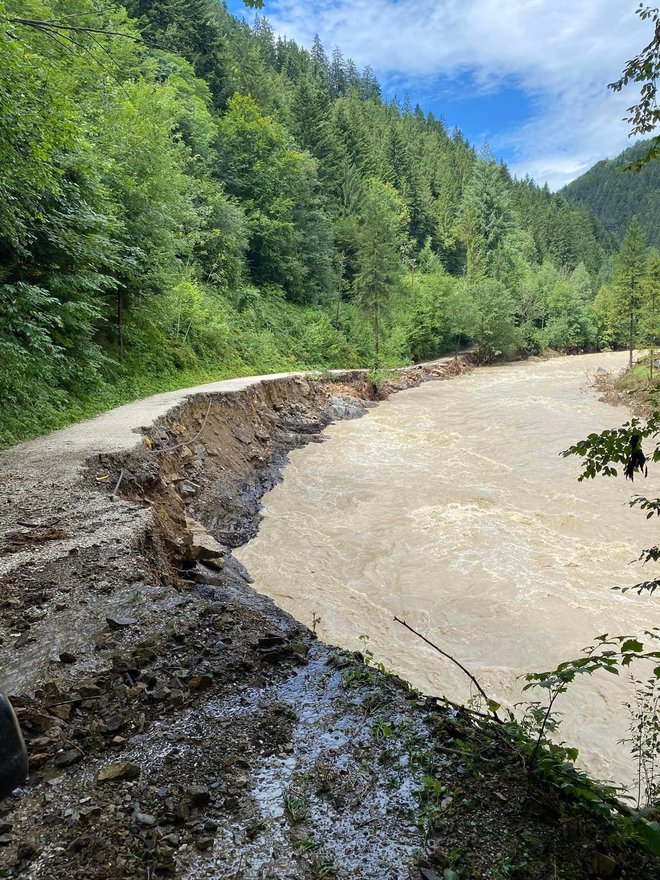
[236,352,660,789]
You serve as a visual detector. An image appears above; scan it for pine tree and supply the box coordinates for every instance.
[613,217,648,367]
[642,249,660,379]
[458,160,516,281]
[329,47,347,98]
[355,179,405,367]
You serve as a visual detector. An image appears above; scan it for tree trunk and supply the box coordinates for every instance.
[117,291,124,361]
[629,308,634,369]
[334,252,344,328]
[374,295,380,369]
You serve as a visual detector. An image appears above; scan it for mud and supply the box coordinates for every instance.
[0,358,656,879]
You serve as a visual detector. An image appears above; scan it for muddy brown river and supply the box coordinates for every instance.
[236,352,660,790]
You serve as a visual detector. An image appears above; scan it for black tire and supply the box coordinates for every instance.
[0,694,28,798]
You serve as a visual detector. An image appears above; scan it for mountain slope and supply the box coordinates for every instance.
[562,140,660,246]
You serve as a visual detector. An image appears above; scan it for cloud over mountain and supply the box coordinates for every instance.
[262,0,652,188]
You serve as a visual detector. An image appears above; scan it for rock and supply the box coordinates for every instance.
[49,704,72,722]
[592,852,619,878]
[96,761,141,782]
[187,674,213,691]
[184,515,225,563]
[104,714,125,733]
[150,684,171,702]
[0,834,13,846]
[106,616,138,630]
[231,425,253,444]
[330,394,368,420]
[16,841,39,862]
[136,812,157,827]
[186,785,211,808]
[58,651,77,664]
[78,685,102,699]
[255,633,294,663]
[22,709,60,734]
[54,747,83,767]
[179,481,198,498]
[203,819,218,832]
[28,753,50,769]
[195,837,214,851]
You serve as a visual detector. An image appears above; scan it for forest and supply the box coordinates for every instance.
[562,139,660,248]
[0,0,657,448]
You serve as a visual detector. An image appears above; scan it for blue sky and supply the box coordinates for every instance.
[225,0,654,190]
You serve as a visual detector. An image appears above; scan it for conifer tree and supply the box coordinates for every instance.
[642,249,660,378]
[355,179,405,367]
[613,217,648,367]
[458,160,517,281]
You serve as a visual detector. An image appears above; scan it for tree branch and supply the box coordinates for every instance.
[393,616,502,722]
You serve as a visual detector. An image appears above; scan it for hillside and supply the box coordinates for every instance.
[0,0,616,448]
[562,140,660,246]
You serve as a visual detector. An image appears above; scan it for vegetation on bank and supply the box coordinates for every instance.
[0,0,630,449]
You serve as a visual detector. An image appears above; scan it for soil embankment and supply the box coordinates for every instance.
[0,358,655,879]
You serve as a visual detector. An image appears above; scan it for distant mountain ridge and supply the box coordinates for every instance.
[561,140,660,247]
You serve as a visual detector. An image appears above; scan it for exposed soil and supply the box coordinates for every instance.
[590,357,657,416]
[0,358,657,879]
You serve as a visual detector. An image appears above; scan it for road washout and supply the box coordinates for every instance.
[0,356,656,879]
[235,351,660,789]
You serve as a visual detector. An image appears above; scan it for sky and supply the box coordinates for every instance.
[225,0,653,191]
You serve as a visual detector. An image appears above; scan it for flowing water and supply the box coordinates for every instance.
[236,352,660,789]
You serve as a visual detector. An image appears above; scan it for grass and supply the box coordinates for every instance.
[0,360,292,451]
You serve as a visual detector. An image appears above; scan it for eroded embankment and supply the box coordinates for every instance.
[0,360,655,879]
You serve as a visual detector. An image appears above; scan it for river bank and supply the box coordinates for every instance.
[0,355,656,879]
[235,352,660,790]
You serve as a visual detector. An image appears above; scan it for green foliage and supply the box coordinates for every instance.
[607,5,660,169]
[642,249,660,346]
[468,279,520,360]
[624,676,660,809]
[355,179,406,366]
[612,217,648,365]
[562,140,660,246]
[0,0,622,447]
[458,159,517,282]
[215,94,333,302]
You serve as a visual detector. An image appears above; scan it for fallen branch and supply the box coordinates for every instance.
[110,469,124,501]
[393,616,502,723]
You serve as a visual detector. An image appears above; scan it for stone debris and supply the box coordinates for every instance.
[96,762,141,783]
[106,616,138,630]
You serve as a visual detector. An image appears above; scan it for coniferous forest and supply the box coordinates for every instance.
[1,0,655,447]
[562,139,660,248]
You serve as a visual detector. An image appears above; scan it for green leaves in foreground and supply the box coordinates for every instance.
[562,414,660,481]
[563,410,660,594]
[524,632,660,694]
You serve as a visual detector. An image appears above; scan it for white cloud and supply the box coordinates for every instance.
[262,0,652,188]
